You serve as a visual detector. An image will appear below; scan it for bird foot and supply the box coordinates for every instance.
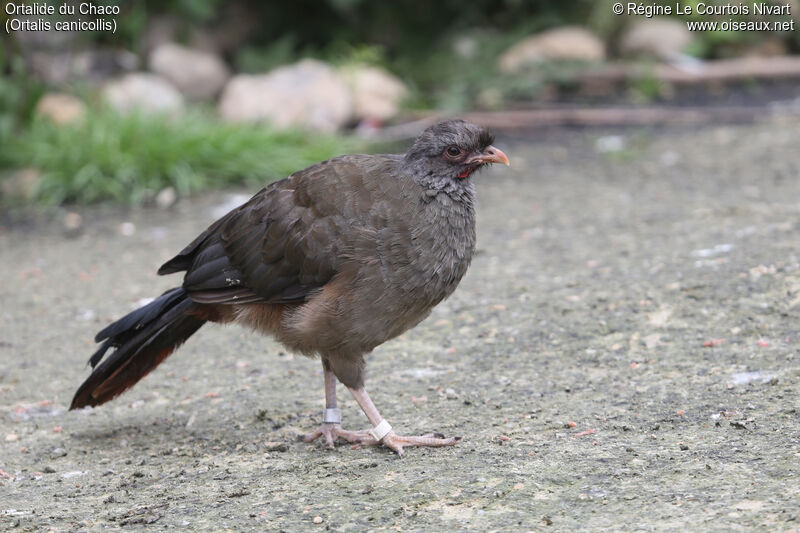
[303,425,461,455]
[302,423,373,449]
[343,429,461,456]
[366,431,461,456]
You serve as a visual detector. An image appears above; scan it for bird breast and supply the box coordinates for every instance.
[360,191,476,332]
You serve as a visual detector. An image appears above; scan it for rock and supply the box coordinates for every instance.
[155,187,177,210]
[263,441,288,452]
[63,212,83,239]
[30,49,138,85]
[339,64,407,122]
[118,222,136,236]
[499,26,605,73]
[148,43,230,100]
[218,59,352,132]
[35,93,86,125]
[102,73,184,116]
[453,36,478,59]
[620,18,693,61]
[595,135,625,153]
[0,168,41,200]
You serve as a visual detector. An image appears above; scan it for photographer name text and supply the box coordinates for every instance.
[621,2,789,17]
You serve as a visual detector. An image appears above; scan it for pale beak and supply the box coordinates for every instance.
[466,145,510,166]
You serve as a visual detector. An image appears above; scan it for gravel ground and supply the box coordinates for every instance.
[2,117,799,531]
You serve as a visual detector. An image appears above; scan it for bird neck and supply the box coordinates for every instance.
[401,160,476,207]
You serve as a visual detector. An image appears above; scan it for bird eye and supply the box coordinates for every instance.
[446,146,461,157]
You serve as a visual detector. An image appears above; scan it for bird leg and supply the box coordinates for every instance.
[303,366,461,455]
[303,363,373,448]
[345,386,461,456]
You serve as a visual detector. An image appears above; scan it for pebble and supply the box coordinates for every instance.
[155,187,177,209]
[595,135,625,153]
[263,442,288,452]
[63,212,83,238]
[50,447,67,458]
[118,222,136,236]
[5,434,18,442]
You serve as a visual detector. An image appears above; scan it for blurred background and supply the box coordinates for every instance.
[1,0,799,207]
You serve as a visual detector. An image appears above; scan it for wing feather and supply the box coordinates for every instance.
[158,155,404,305]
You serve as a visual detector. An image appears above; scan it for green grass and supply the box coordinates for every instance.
[0,109,353,205]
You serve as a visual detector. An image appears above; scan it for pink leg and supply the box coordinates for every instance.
[346,386,461,456]
[303,363,460,455]
[303,363,373,448]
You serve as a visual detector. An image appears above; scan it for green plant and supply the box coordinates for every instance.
[1,109,353,205]
[0,52,47,166]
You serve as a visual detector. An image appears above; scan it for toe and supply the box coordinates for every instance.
[303,429,322,443]
[383,437,404,456]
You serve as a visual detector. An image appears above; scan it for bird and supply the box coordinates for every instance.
[70,119,510,455]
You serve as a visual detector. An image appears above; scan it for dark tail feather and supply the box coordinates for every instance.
[71,288,205,409]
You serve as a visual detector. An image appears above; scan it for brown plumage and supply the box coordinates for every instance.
[71,120,510,455]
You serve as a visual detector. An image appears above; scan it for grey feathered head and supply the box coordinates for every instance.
[403,120,509,187]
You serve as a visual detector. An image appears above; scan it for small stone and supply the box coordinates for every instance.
[35,93,86,125]
[5,434,18,442]
[149,43,230,100]
[63,212,83,238]
[339,64,407,122]
[263,441,288,452]
[0,167,41,200]
[679,443,689,451]
[50,447,67,458]
[155,187,177,210]
[102,73,184,116]
[453,36,478,59]
[43,466,56,473]
[119,222,136,236]
[219,59,352,132]
[595,135,626,153]
[620,18,693,61]
[499,26,605,73]
[313,516,323,524]
[445,388,458,399]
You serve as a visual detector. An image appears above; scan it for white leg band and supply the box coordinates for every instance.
[322,408,342,424]
[369,419,392,441]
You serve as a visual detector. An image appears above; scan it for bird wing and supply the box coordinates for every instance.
[158,155,398,305]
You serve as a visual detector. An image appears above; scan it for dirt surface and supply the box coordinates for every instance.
[2,117,800,531]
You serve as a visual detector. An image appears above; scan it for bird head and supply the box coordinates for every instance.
[404,120,510,186]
